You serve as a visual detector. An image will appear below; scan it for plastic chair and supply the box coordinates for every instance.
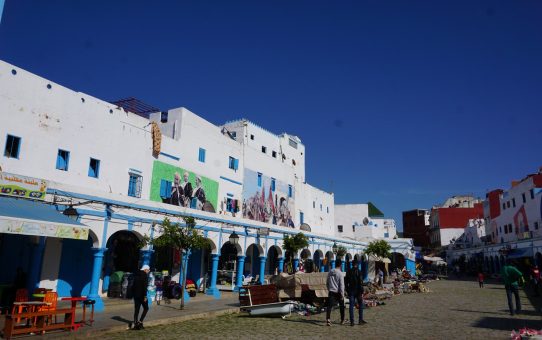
[12,289,29,323]
[38,291,58,324]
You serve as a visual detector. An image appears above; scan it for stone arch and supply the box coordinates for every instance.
[105,230,141,273]
[88,229,100,248]
[390,252,406,272]
[245,243,264,277]
[300,248,311,260]
[266,245,282,275]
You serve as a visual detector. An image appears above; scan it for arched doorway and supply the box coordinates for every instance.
[104,230,141,298]
[345,253,352,270]
[313,250,324,272]
[245,244,262,279]
[390,252,406,273]
[300,248,312,272]
[266,245,281,275]
[186,239,214,290]
[325,251,334,272]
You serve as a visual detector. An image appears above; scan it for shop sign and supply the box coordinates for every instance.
[0,218,89,240]
[257,227,270,236]
[0,172,48,200]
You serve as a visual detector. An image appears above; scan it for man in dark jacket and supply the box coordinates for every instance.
[345,259,366,326]
[132,265,150,330]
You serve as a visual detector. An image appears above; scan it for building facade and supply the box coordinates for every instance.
[0,60,415,311]
[402,209,430,248]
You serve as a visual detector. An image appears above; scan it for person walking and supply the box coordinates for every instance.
[478,272,484,288]
[326,260,345,326]
[500,261,523,316]
[132,264,150,330]
[345,259,367,326]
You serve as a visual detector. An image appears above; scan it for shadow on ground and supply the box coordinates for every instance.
[472,316,541,331]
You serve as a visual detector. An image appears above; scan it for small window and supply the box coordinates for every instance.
[288,185,292,198]
[272,151,277,158]
[327,207,329,213]
[271,178,276,192]
[313,201,315,208]
[502,203,506,210]
[161,111,168,123]
[56,149,70,171]
[226,198,240,213]
[352,225,356,232]
[159,179,172,199]
[257,172,262,187]
[198,148,206,163]
[88,158,100,178]
[535,222,539,230]
[262,146,267,154]
[128,173,143,198]
[506,201,510,208]
[231,131,237,139]
[530,189,535,200]
[289,138,298,149]
[4,134,21,159]
[228,156,238,170]
[320,204,322,211]
[300,211,304,224]
[384,232,389,238]
[522,193,526,203]
[250,134,254,140]
[512,198,516,208]
[338,225,343,233]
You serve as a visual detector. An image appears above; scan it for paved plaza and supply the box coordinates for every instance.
[64,279,541,339]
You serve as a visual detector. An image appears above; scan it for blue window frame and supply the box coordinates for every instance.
[56,149,70,171]
[128,173,143,198]
[198,148,206,163]
[320,204,322,211]
[288,185,292,198]
[257,173,262,187]
[384,232,389,238]
[300,211,304,225]
[271,178,276,192]
[313,201,315,208]
[327,207,329,213]
[4,134,21,159]
[88,158,100,178]
[229,156,239,170]
[159,179,172,199]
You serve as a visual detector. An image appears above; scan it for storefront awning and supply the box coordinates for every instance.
[507,248,533,259]
[0,197,89,240]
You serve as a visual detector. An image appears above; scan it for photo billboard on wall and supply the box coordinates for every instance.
[150,160,218,213]
[242,169,295,227]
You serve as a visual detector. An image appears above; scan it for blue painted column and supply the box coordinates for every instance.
[320,259,325,272]
[234,256,246,291]
[293,258,299,272]
[180,252,191,302]
[259,257,266,284]
[348,261,353,269]
[330,260,335,271]
[27,237,46,292]
[363,261,369,281]
[341,259,346,272]
[88,248,106,312]
[140,249,154,267]
[277,258,284,273]
[206,254,221,298]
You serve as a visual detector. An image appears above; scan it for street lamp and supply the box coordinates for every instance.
[63,206,79,220]
[332,242,338,255]
[229,231,239,245]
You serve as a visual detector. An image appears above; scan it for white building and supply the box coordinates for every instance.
[0,60,415,311]
[334,203,398,240]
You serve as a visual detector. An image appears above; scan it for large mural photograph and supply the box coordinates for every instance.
[150,160,219,213]
[242,169,295,227]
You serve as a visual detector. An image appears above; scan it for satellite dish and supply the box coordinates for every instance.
[363,217,369,226]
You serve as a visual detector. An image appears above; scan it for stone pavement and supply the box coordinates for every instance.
[2,280,541,339]
[96,279,541,339]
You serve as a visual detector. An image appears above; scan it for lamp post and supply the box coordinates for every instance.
[63,206,79,220]
[229,231,239,245]
[332,242,338,255]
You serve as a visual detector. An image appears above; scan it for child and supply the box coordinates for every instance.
[478,272,484,288]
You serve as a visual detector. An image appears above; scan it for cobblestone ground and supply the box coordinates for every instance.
[97,279,542,339]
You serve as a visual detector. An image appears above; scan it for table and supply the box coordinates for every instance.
[12,301,51,323]
[61,297,90,331]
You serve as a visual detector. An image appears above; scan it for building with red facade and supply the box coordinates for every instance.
[402,209,430,248]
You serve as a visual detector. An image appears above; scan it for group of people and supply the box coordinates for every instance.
[165,172,206,210]
[325,259,367,326]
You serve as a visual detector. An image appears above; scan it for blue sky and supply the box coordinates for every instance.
[1,1,541,230]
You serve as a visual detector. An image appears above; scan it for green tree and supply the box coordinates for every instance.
[365,240,392,259]
[336,245,347,258]
[143,217,208,310]
[282,232,309,273]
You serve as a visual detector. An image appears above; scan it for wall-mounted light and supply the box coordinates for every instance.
[63,206,79,220]
[229,231,240,245]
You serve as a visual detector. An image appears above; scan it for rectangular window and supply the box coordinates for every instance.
[535,222,539,230]
[289,138,298,149]
[159,179,172,199]
[226,198,240,213]
[512,198,516,208]
[288,185,292,198]
[257,172,262,187]
[4,134,21,159]
[300,211,304,225]
[502,203,506,210]
[261,146,267,154]
[352,225,356,232]
[228,156,238,170]
[250,134,254,140]
[56,149,70,171]
[313,201,315,209]
[384,232,389,238]
[522,193,526,203]
[327,207,329,213]
[530,189,535,200]
[198,148,206,163]
[506,201,510,208]
[320,204,322,211]
[128,173,143,198]
[272,151,277,158]
[88,158,100,178]
[338,225,343,233]
[271,178,276,192]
